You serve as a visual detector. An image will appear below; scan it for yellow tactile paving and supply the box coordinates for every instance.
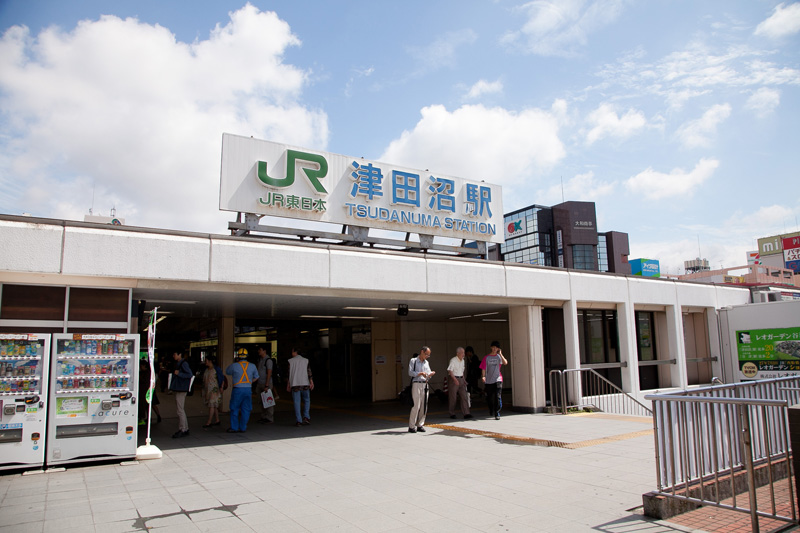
[427,423,653,449]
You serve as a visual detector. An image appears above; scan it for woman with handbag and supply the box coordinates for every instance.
[201,356,222,428]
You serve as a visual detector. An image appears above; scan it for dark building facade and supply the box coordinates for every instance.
[501,201,630,274]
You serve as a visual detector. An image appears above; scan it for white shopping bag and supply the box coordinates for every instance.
[261,388,276,408]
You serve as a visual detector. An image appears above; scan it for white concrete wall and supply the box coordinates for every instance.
[1,217,756,410]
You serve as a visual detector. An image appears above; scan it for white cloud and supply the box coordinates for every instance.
[675,104,731,148]
[464,79,504,100]
[626,158,719,200]
[502,0,626,57]
[630,238,748,275]
[755,2,800,39]
[633,201,800,273]
[0,5,327,231]
[344,66,374,97]
[538,171,616,203]
[594,41,800,109]
[745,87,781,117]
[408,29,477,73]
[380,102,566,186]
[584,103,646,145]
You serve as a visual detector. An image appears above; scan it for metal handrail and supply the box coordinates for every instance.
[548,368,652,417]
[645,375,800,531]
[638,359,677,366]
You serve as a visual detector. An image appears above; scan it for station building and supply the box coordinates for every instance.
[501,201,631,274]
[0,213,750,411]
[0,136,751,412]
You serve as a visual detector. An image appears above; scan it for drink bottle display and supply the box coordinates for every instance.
[0,334,50,472]
[48,334,139,466]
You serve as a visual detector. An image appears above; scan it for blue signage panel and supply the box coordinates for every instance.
[631,258,660,278]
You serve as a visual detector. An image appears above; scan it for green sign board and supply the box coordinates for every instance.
[737,327,800,379]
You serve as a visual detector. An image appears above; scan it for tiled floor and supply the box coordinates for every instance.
[0,393,794,532]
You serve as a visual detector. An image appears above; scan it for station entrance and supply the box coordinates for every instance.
[130,286,513,415]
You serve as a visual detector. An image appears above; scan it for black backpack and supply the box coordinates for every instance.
[269,356,281,387]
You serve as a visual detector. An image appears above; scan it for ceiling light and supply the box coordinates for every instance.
[449,315,472,320]
[300,315,338,319]
[145,299,198,305]
[474,312,499,317]
[408,308,432,312]
[343,306,388,311]
[482,319,507,322]
[340,316,375,320]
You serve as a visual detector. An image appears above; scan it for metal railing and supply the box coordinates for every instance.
[646,376,800,531]
[548,367,652,417]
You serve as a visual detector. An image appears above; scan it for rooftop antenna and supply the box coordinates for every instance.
[89,183,96,215]
[697,235,701,259]
[561,175,564,203]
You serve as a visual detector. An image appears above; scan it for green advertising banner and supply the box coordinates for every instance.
[737,327,800,379]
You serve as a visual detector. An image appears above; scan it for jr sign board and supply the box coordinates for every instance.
[219,134,504,243]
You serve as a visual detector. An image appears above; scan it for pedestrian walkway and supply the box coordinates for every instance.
[0,395,791,532]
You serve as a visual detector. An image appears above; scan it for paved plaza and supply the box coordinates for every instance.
[0,394,750,532]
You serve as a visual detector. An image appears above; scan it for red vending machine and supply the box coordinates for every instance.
[48,334,139,466]
[0,334,50,472]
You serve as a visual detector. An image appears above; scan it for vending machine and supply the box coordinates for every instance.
[48,334,139,465]
[0,334,50,472]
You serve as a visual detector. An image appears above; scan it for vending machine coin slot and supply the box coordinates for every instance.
[24,395,39,404]
[31,432,40,441]
[118,392,132,401]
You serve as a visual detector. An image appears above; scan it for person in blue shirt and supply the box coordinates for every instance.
[225,348,259,433]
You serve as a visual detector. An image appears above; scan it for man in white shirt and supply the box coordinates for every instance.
[447,347,472,419]
[408,346,435,433]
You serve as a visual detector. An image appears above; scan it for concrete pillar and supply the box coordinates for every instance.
[562,299,581,406]
[705,308,724,381]
[218,315,235,411]
[665,304,688,389]
[509,305,545,412]
[617,301,640,395]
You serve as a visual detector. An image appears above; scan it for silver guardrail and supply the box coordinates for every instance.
[646,376,800,531]
[548,367,652,417]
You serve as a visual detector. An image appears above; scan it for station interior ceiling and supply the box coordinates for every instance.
[131,287,512,334]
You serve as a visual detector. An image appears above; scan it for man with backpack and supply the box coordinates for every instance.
[407,346,435,433]
[225,348,259,433]
[169,350,193,438]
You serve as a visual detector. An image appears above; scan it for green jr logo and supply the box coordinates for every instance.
[257,150,328,194]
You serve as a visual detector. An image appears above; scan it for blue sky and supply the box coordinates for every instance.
[1,1,798,273]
